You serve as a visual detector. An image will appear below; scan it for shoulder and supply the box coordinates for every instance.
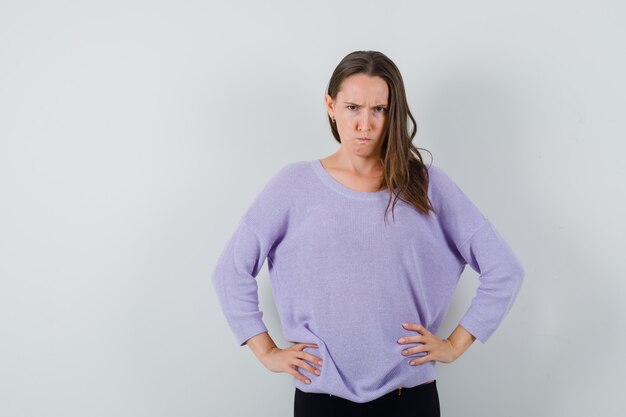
[425,162,486,216]
[424,162,456,205]
[241,160,310,226]
[425,162,474,198]
[424,162,452,188]
[424,161,488,236]
[270,160,311,181]
[255,160,311,194]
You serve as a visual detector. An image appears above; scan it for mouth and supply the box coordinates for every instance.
[357,137,370,142]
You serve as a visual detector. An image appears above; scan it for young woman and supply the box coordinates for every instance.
[212,50,525,417]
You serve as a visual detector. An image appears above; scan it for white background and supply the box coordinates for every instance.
[1,1,625,416]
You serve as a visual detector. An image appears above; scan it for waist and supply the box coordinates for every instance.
[296,379,437,403]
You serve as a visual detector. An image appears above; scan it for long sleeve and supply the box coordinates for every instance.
[211,218,272,346]
[211,163,294,346]
[429,164,525,344]
[456,219,525,343]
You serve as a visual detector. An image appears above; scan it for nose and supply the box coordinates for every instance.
[358,111,371,132]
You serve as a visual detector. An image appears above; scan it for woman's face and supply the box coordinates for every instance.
[325,73,389,157]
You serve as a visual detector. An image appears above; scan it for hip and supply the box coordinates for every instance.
[294,379,440,417]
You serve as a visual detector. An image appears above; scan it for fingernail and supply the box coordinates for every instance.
[398,338,405,343]
[318,360,323,366]
[402,323,408,327]
[314,369,320,375]
[305,379,311,384]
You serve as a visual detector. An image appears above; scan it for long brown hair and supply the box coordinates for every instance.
[326,50,436,223]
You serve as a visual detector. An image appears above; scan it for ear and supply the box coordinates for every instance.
[324,94,335,118]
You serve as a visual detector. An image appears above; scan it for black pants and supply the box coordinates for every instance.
[294,380,440,417]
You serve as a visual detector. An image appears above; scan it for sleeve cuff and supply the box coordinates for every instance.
[458,315,492,344]
[234,319,269,347]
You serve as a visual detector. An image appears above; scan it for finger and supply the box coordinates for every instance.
[401,343,428,356]
[402,323,429,334]
[397,334,425,344]
[286,343,315,352]
[400,323,421,336]
[401,346,417,356]
[286,365,311,384]
[294,358,321,376]
[409,353,432,366]
[295,343,319,350]
[298,351,324,366]
[411,325,432,339]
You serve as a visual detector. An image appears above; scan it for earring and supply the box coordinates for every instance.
[332,116,336,123]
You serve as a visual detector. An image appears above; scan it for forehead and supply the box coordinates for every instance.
[337,74,388,102]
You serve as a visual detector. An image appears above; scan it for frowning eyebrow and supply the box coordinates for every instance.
[343,101,388,107]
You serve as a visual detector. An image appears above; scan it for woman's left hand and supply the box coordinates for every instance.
[397,323,459,365]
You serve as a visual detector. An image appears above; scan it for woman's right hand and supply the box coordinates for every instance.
[259,343,323,384]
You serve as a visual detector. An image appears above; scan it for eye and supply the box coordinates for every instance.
[375,106,386,113]
[347,105,358,111]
